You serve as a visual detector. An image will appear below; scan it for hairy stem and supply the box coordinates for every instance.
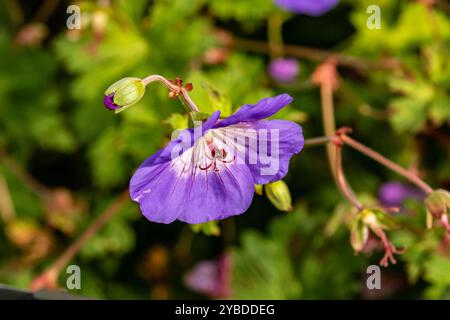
[340,135,433,194]
[0,174,16,221]
[0,151,50,198]
[267,13,284,58]
[320,82,337,178]
[231,37,398,71]
[334,145,363,210]
[141,75,199,113]
[30,190,129,290]
[303,136,331,147]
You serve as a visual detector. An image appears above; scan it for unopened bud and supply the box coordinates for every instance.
[103,77,145,113]
[190,220,221,237]
[254,184,263,196]
[425,189,450,230]
[265,180,293,212]
[425,189,449,219]
[351,208,404,265]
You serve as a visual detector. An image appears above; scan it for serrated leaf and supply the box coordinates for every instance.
[390,97,428,133]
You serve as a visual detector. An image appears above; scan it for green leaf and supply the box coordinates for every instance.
[390,97,428,133]
[424,254,450,285]
[207,0,277,25]
[429,92,450,126]
[29,113,76,152]
[162,113,189,130]
[186,73,232,116]
[80,214,135,260]
[232,231,301,299]
[89,128,126,188]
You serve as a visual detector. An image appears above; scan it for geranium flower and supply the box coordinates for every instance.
[184,253,232,298]
[378,181,424,208]
[275,0,339,16]
[130,94,303,224]
[268,58,300,84]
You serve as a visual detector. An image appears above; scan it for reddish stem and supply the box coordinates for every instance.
[30,191,129,291]
[340,135,433,194]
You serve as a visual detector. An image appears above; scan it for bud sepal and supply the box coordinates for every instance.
[350,207,405,267]
[425,189,450,233]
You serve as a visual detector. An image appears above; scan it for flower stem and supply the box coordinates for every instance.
[303,136,331,147]
[340,135,433,194]
[30,190,129,291]
[320,80,337,178]
[0,149,50,199]
[302,133,434,196]
[373,227,405,267]
[334,144,363,210]
[0,174,16,221]
[267,13,284,59]
[230,36,399,71]
[141,74,199,112]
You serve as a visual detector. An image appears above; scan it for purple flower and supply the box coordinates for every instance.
[378,181,425,208]
[103,93,119,111]
[268,58,299,84]
[130,94,303,224]
[184,254,232,298]
[275,0,339,16]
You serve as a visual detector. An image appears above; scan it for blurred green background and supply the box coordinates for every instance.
[0,0,449,299]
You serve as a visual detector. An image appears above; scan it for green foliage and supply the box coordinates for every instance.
[232,231,301,299]
[206,0,278,26]
[0,0,448,300]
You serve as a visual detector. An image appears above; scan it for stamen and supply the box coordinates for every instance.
[199,163,213,170]
[219,155,235,164]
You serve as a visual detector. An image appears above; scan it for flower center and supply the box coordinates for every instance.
[198,135,235,172]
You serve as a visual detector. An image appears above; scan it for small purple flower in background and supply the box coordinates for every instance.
[268,58,299,84]
[184,253,232,298]
[130,94,303,224]
[378,181,425,208]
[275,0,339,16]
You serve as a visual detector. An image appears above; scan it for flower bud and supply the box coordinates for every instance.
[264,180,293,212]
[190,220,221,237]
[350,208,396,252]
[103,77,145,112]
[254,184,263,196]
[350,208,403,265]
[425,189,450,219]
[425,189,450,230]
[360,207,396,231]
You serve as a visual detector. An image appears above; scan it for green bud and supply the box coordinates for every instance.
[190,220,221,236]
[425,189,450,229]
[254,184,263,196]
[425,189,450,218]
[104,77,145,113]
[265,180,293,212]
